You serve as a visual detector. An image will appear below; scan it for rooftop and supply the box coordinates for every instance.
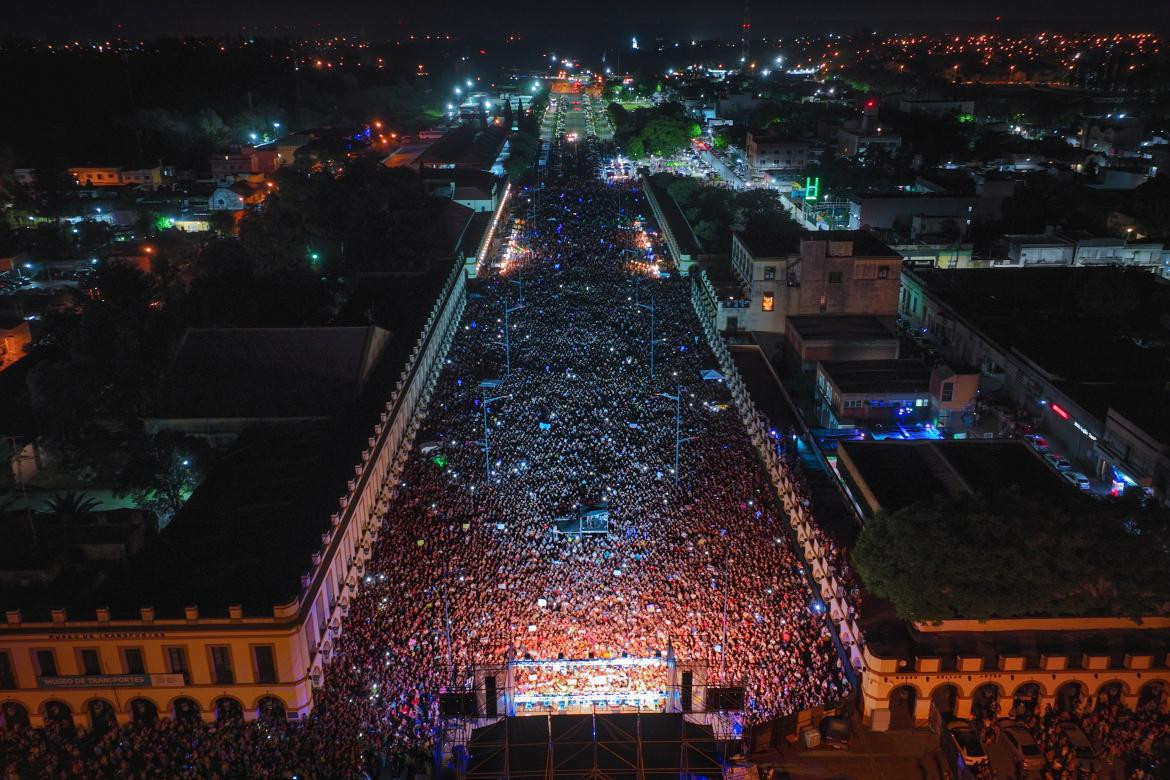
[908,266,1170,386]
[417,125,506,169]
[154,326,391,421]
[838,439,1064,516]
[736,229,899,260]
[87,422,354,618]
[786,315,897,343]
[818,359,931,395]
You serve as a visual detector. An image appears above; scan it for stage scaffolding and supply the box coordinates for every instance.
[434,656,747,778]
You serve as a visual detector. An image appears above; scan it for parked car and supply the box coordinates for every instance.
[1024,434,1049,453]
[1044,452,1073,471]
[1056,721,1100,772]
[1062,471,1092,490]
[944,719,988,767]
[997,719,1045,773]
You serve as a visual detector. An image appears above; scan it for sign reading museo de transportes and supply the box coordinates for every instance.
[37,674,186,689]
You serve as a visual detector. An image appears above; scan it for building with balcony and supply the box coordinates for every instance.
[723,230,901,334]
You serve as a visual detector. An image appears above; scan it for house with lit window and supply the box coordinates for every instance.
[722,230,901,334]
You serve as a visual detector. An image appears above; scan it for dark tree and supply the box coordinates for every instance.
[853,490,1170,622]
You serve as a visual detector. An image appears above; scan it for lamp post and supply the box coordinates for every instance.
[509,276,525,306]
[479,390,511,480]
[502,301,524,377]
[659,385,695,486]
[636,300,657,378]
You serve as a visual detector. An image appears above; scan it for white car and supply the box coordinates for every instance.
[944,719,988,767]
[1062,471,1092,490]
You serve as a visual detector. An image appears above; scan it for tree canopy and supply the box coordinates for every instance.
[608,102,700,159]
[852,490,1170,622]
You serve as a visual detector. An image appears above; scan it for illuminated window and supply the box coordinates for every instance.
[761,292,775,312]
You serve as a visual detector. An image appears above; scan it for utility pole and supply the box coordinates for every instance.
[509,276,525,307]
[659,385,695,486]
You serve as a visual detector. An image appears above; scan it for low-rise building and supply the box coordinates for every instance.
[815,359,934,427]
[0,263,469,730]
[69,166,165,189]
[1001,234,1075,267]
[744,132,812,172]
[837,129,901,158]
[898,266,1170,500]
[848,192,977,238]
[785,315,900,369]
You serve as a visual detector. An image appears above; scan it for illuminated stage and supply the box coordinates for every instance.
[510,656,671,714]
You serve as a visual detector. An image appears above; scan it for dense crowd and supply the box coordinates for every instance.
[969,683,1170,779]
[316,135,850,759]
[0,136,850,777]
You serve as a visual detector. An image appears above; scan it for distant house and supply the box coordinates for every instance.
[209,147,281,179]
[146,326,392,445]
[68,166,165,189]
[837,128,901,158]
[209,181,269,211]
[422,169,505,213]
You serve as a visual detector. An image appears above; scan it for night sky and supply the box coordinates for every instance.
[6,0,1169,39]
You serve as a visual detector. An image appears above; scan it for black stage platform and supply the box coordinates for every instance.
[464,713,724,779]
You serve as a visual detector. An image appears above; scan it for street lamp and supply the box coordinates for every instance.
[501,300,525,377]
[636,299,659,378]
[478,388,511,479]
[658,385,695,486]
